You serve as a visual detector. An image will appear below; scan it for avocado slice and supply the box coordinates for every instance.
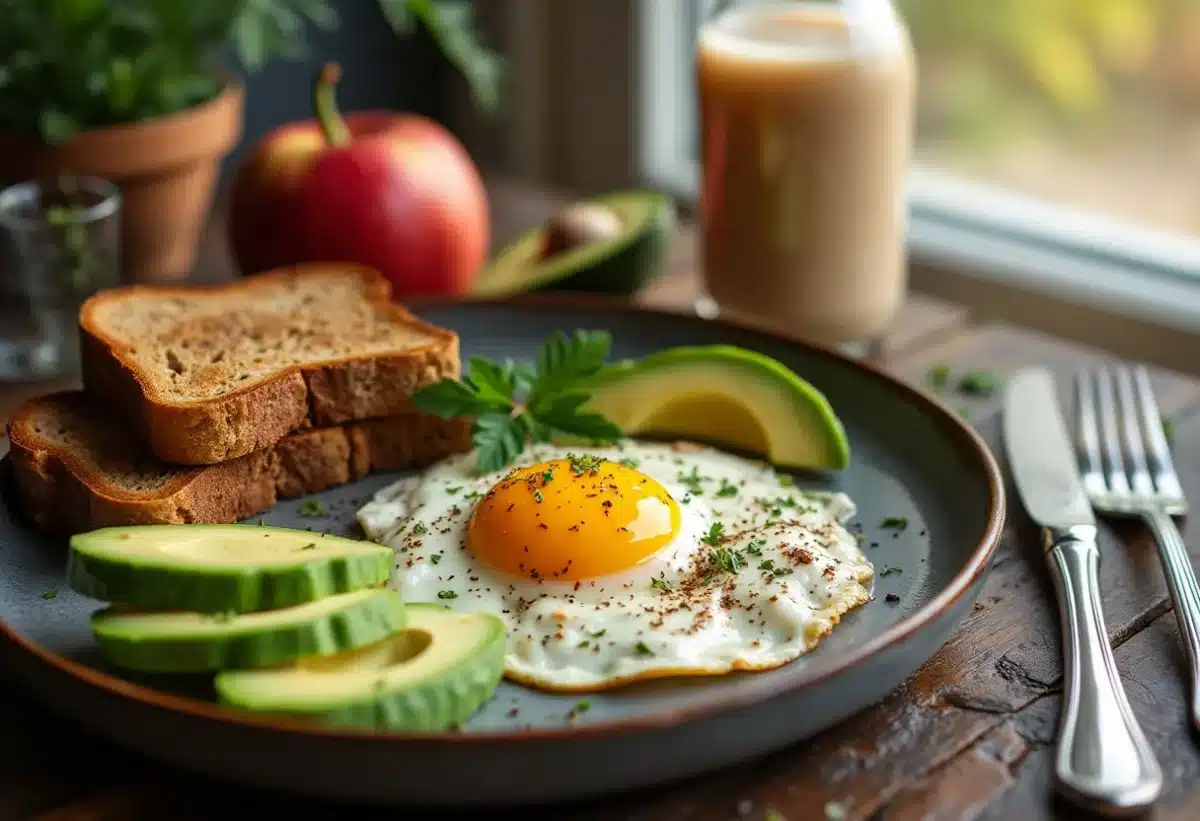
[91,588,406,674]
[68,524,392,614]
[214,604,506,731]
[583,346,850,471]
[473,190,676,297]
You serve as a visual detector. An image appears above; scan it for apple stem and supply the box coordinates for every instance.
[314,62,351,147]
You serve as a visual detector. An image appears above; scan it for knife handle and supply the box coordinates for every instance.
[1045,525,1162,816]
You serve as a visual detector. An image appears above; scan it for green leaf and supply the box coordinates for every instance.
[411,378,494,418]
[531,393,622,442]
[530,330,612,402]
[473,412,525,473]
[465,356,519,407]
[39,109,78,144]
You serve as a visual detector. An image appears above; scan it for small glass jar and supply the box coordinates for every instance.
[695,0,916,351]
[0,176,122,380]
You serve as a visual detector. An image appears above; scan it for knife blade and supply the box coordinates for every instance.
[1003,367,1095,531]
[1002,367,1161,816]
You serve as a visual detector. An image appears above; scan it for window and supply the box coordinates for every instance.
[636,0,1200,332]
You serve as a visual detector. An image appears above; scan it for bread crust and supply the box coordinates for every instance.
[78,264,461,465]
[6,392,472,536]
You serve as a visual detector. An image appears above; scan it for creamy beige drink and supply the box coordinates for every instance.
[696,1,916,345]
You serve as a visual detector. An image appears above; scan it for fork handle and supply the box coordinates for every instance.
[1046,525,1162,816]
[1144,508,1200,731]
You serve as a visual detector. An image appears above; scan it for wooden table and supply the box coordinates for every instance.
[1,181,1198,821]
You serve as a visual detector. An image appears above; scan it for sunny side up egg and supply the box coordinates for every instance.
[357,441,874,692]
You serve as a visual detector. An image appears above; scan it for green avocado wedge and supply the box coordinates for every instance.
[214,604,506,732]
[68,524,393,614]
[583,346,851,471]
[91,588,406,674]
[473,190,675,297]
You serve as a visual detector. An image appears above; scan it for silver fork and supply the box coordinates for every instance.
[1075,364,1199,729]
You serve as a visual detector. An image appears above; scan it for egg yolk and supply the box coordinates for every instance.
[467,457,681,581]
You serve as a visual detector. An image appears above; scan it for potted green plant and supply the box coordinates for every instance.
[0,0,500,284]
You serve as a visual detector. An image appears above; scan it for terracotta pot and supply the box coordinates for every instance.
[0,81,244,283]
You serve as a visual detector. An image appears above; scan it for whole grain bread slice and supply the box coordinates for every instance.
[79,263,460,465]
[6,391,472,536]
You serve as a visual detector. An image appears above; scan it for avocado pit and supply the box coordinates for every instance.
[541,202,624,258]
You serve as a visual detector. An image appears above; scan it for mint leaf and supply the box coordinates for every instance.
[473,413,525,473]
[530,330,612,401]
[412,379,494,418]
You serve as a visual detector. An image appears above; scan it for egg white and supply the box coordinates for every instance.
[357,440,873,692]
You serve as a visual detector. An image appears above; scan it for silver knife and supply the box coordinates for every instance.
[1003,367,1162,816]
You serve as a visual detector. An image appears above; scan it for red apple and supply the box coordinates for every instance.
[228,63,489,298]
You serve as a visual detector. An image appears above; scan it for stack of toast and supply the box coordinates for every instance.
[5,264,472,535]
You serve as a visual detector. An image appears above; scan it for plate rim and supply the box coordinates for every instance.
[0,293,1006,745]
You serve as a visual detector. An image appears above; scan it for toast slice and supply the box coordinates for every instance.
[6,392,472,536]
[79,263,461,465]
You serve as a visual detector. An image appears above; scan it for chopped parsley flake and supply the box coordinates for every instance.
[745,539,765,556]
[431,554,442,565]
[568,453,604,476]
[716,480,739,497]
[711,547,746,574]
[412,522,428,535]
[41,590,57,600]
[437,590,458,600]
[677,466,706,495]
[650,577,674,592]
[701,522,725,546]
[758,559,775,571]
[298,500,328,517]
[445,486,462,495]
[533,491,544,503]
[578,640,590,648]
[881,517,909,530]
[542,469,555,484]
[591,629,606,638]
[465,491,484,501]
[619,457,640,469]
[958,371,998,397]
[928,363,950,389]
[634,641,654,656]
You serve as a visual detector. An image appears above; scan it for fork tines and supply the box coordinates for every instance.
[1074,365,1187,514]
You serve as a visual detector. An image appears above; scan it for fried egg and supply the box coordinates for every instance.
[357,441,873,692]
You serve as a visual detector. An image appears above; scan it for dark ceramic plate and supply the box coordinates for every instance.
[0,298,1004,807]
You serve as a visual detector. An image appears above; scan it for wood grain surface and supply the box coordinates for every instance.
[1,179,1198,821]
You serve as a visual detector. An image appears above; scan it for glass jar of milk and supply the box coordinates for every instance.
[696,0,916,349]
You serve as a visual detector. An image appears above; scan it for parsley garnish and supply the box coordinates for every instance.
[411,330,623,473]
[619,457,640,469]
[758,559,775,571]
[445,486,462,495]
[958,371,998,397]
[701,522,725,546]
[568,453,604,476]
[578,640,590,648]
[716,479,738,497]
[533,490,544,503]
[437,590,458,600]
[431,554,442,565]
[542,469,555,484]
[745,539,765,556]
[41,589,57,600]
[299,499,328,517]
[711,547,746,574]
[465,491,484,501]
[591,629,606,638]
[650,577,674,592]
[881,517,909,530]
[413,522,428,535]
[634,641,654,656]
[677,466,705,495]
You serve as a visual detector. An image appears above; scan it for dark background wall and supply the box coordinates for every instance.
[220,0,446,183]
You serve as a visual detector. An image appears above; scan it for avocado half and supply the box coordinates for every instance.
[472,190,676,298]
[582,346,851,471]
